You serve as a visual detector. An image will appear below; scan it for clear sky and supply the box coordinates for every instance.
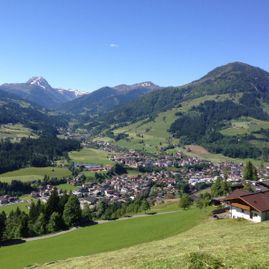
[0,0,269,92]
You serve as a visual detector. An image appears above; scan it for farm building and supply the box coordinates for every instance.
[224,189,269,222]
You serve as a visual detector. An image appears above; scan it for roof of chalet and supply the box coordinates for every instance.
[224,189,251,200]
[225,189,269,212]
[259,180,269,188]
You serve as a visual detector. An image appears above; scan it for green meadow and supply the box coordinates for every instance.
[0,123,37,141]
[69,147,114,165]
[0,202,30,215]
[0,195,34,214]
[220,117,269,136]
[56,183,78,192]
[0,208,208,269]
[41,218,269,269]
[0,167,71,183]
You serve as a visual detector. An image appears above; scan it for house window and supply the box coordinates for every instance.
[241,209,244,213]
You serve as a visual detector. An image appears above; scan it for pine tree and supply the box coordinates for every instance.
[82,204,93,223]
[45,188,60,220]
[5,211,21,240]
[47,212,62,233]
[0,211,6,242]
[58,191,69,214]
[33,213,47,235]
[63,195,81,227]
[211,178,222,197]
[243,161,253,180]
[243,161,258,181]
[18,212,29,238]
[179,193,192,209]
[196,192,211,209]
[140,199,150,212]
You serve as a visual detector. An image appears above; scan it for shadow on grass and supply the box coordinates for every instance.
[0,238,26,247]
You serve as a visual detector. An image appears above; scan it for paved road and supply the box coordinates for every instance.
[24,210,180,242]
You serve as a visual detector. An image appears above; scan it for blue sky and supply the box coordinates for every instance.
[0,0,269,92]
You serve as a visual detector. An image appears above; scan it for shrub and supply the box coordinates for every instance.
[184,252,225,269]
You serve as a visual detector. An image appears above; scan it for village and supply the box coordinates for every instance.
[3,141,269,223]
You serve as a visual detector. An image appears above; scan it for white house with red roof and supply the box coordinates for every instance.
[224,189,269,222]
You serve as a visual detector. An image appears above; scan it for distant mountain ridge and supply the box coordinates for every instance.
[94,62,269,160]
[60,81,162,114]
[104,62,269,124]
[0,77,84,109]
[0,87,67,135]
[114,81,160,92]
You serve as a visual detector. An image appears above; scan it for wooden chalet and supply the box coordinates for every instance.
[224,189,269,222]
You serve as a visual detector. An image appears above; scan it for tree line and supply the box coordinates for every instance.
[0,136,81,173]
[0,189,92,243]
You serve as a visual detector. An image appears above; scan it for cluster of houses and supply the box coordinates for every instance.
[74,163,112,172]
[188,162,242,186]
[31,184,60,203]
[73,171,177,209]
[0,195,20,205]
[111,152,176,168]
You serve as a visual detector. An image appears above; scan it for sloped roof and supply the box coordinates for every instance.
[225,189,269,212]
[259,180,269,188]
[240,192,269,212]
[224,189,251,200]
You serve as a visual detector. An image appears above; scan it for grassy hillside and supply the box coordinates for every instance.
[0,167,71,182]
[112,94,233,154]
[37,218,269,269]
[0,208,208,269]
[97,88,269,164]
[100,93,260,163]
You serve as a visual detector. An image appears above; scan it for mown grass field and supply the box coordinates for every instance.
[0,208,208,269]
[165,145,267,166]
[150,199,180,213]
[220,117,269,136]
[0,195,34,214]
[0,123,37,141]
[69,148,114,165]
[0,167,71,183]
[0,202,30,214]
[38,218,269,269]
[56,183,78,192]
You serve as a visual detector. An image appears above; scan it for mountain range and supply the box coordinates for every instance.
[60,81,161,114]
[0,77,161,113]
[1,61,269,160]
[0,77,83,109]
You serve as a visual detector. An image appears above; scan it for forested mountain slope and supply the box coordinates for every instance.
[99,62,269,160]
[61,82,161,115]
